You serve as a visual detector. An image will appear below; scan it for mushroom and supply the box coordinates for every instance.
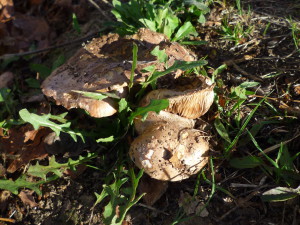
[129,122,209,181]
[41,28,196,118]
[130,75,214,181]
[140,75,215,119]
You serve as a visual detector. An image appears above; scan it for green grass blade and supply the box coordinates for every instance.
[129,43,138,89]
[225,97,266,155]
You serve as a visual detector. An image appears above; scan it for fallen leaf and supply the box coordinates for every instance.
[0,125,51,173]
[294,85,300,95]
[0,0,14,22]
[178,191,209,217]
[138,175,168,206]
[0,190,10,213]
[24,129,39,143]
[0,72,14,88]
[18,190,38,208]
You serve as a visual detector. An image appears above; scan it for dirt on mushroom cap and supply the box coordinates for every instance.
[129,123,209,181]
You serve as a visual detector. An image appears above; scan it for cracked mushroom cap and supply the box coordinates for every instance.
[41,28,196,118]
[129,123,209,181]
[140,76,215,119]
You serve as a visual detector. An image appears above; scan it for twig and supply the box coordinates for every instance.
[249,94,300,103]
[217,190,261,221]
[258,132,300,156]
[136,203,170,215]
[0,217,16,223]
[225,60,263,82]
[230,183,258,188]
[87,0,112,21]
[0,31,107,60]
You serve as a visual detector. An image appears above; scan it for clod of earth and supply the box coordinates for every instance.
[130,76,214,181]
[41,28,196,118]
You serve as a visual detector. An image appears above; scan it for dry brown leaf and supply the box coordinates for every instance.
[0,190,10,213]
[138,175,168,206]
[24,129,39,143]
[0,71,14,88]
[0,0,14,22]
[178,192,209,217]
[18,190,38,208]
[0,125,51,173]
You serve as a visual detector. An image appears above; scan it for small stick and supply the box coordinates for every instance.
[136,203,170,215]
[0,217,16,223]
[0,30,107,60]
[87,0,112,21]
[230,183,258,188]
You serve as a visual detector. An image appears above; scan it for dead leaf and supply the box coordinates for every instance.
[0,164,5,177]
[0,125,51,173]
[0,0,14,22]
[18,190,38,208]
[0,190,10,213]
[0,71,14,88]
[24,129,39,143]
[12,13,50,50]
[178,191,209,217]
[64,164,87,179]
[294,85,300,95]
[138,175,168,206]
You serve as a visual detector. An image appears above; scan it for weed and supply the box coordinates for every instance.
[219,17,253,45]
[93,165,144,225]
[110,0,210,42]
[289,18,300,50]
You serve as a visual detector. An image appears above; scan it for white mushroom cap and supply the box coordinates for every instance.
[129,123,209,181]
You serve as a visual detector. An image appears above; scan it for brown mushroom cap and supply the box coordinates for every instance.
[41,28,196,118]
[129,123,209,181]
[140,76,215,119]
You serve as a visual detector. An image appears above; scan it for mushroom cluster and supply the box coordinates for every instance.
[41,28,214,182]
[41,28,196,118]
[130,76,214,181]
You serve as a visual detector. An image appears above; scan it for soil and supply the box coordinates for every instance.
[0,1,300,225]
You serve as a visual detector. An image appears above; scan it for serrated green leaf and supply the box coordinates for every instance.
[261,186,300,202]
[0,175,57,195]
[27,153,97,180]
[129,99,169,123]
[19,109,83,142]
[229,155,264,169]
